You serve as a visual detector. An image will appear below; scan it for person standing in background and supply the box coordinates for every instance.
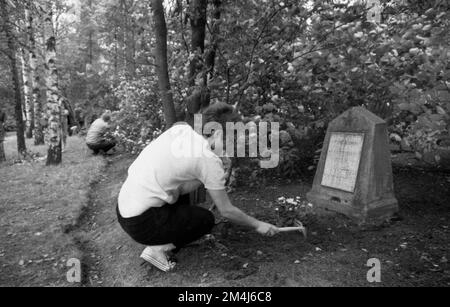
[61,106,69,153]
[0,108,6,132]
[74,107,84,129]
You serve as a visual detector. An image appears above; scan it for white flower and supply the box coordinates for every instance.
[286,198,296,205]
[354,31,364,39]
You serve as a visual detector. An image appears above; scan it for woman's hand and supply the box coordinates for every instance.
[255,221,280,237]
[208,190,280,235]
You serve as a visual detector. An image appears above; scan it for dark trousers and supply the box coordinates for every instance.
[87,140,116,154]
[117,194,215,249]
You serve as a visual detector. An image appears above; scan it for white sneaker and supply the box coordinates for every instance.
[140,246,176,272]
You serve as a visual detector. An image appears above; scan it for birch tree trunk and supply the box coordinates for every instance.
[28,3,45,145]
[20,48,33,139]
[150,0,177,128]
[44,2,62,165]
[0,0,27,156]
[24,6,35,139]
[18,52,28,125]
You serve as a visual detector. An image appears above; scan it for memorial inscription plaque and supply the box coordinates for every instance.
[307,107,398,223]
[321,133,364,193]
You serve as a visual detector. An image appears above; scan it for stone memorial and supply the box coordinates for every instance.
[307,107,398,223]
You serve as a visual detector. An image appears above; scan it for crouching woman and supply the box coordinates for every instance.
[117,103,279,272]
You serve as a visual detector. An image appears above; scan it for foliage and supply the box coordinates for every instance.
[111,77,164,154]
[116,0,448,170]
[1,0,448,170]
[384,5,450,161]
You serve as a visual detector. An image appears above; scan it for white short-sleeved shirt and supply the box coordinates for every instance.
[118,123,226,218]
[86,119,110,145]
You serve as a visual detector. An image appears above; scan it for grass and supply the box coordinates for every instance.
[0,133,106,286]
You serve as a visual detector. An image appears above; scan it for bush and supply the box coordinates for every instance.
[112,77,165,154]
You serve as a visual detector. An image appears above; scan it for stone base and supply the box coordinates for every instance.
[307,191,399,225]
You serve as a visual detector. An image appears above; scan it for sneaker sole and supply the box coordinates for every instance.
[140,250,175,272]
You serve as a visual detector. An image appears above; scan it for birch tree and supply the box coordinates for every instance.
[20,47,33,139]
[44,1,62,165]
[23,6,34,139]
[0,0,27,156]
[27,1,45,145]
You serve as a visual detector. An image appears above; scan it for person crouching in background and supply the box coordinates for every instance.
[86,112,116,155]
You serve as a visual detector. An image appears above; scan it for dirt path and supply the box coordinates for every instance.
[76,154,450,287]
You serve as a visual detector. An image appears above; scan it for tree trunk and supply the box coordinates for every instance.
[18,52,28,128]
[206,0,221,81]
[189,0,208,67]
[0,0,27,156]
[186,0,209,125]
[44,2,62,165]
[0,142,5,162]
[28,4,45,145]
[20,47,33,139]
[0,110,5,162]
[187,0,210,205]
[150,0,177,128]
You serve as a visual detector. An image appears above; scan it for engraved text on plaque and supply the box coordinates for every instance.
[321,132,364,193]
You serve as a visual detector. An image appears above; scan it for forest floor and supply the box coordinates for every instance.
[1,134,449,287]
[78,153,450,287]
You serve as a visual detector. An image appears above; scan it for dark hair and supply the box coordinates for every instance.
[201,102,241,133]
[102,112,112,122]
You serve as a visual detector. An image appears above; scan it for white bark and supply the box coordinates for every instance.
[44,1,62,165]
[28,5,44,145]
[20,47,33,138]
